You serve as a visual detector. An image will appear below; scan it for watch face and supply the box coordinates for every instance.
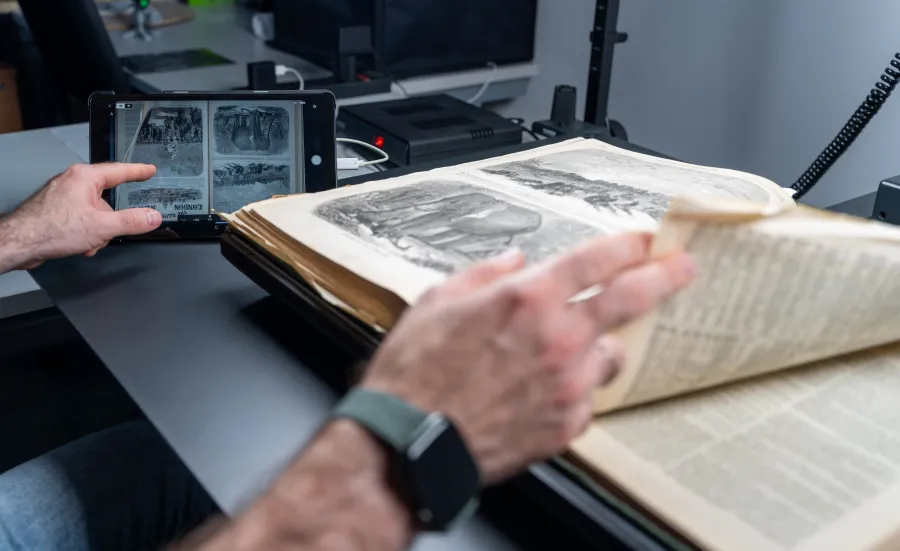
[406,414,481,529]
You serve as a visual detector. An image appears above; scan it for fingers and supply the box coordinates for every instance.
[582,335,626,388]
[538,233,653,304]
[99,208,163,238]
[86,162,157,190]
[545,336,625,449]
[425,248,526,300]
[551,335,624,404]
[579,251,696,332]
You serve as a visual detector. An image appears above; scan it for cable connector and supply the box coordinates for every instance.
[336,138,390,167]
[275,64,305,90]
[337,158,363,171]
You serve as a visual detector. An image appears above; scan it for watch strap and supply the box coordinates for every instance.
[332,388,428,451]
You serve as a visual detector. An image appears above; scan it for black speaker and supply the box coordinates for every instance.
[270,0,537,80]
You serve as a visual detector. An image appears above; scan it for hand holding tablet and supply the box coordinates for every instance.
[88,91,338,241]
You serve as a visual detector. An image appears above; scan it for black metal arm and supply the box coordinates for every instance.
[584,0,628,127]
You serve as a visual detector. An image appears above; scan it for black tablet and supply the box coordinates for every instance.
[88,91,337,240]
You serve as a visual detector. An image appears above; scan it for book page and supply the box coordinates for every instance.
[226,138,795,327]
[461,138,795,225]
[594,197,900,413]
[114,100,210,221]
[570,343,900,551]
[233,169,617,309]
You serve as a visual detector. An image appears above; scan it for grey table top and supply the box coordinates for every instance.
[0,124,525,550]
[110,6,330,92]
[28,237,523,551]
[0,127,85,318]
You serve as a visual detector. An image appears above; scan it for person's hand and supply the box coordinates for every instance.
[360,232,695,484]
[0,163,162,270]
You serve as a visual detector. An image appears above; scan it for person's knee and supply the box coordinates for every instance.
[0,455,87,551]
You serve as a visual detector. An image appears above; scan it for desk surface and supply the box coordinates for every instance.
[0,124,523,550]
[0,127,83,318]
[107,5,538,104]
[109,6,330,92]
[29,231,525,551]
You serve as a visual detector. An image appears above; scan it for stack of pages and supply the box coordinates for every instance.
[223,138,900,551]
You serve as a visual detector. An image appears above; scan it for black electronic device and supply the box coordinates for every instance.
[88,90,337,241]
[338,94,523,167]
[533,85,611,140]
[269,0,536,80]
[872,174,900,224]
[332,388,481,531]
[533,0,629,141]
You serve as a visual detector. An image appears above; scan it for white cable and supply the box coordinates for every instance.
[275,64,305,91]
[336,137,390,167]
[467,62,499,104]
[393,80,412,99]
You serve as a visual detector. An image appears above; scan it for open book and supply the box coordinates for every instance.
[222,137,900,551]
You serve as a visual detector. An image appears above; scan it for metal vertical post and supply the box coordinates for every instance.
[585,0,627,126]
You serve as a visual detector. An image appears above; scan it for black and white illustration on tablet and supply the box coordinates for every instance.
[130,106,205,177]
[213,162,291,213]
[478,147,775,222]
[314,180,601,274]
[213,106,290,156]
[127,187,204,210]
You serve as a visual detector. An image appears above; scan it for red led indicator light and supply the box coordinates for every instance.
[374,136,385,148]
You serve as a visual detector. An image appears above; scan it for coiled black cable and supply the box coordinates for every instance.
[791,53,900,201]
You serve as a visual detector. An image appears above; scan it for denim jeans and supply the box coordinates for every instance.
[0,421,218,551]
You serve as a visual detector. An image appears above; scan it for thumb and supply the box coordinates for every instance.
[441,248,526,294]
[102,208,163,237]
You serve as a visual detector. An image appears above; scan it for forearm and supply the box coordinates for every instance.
[173,420,416,551]
[0,213,34,274]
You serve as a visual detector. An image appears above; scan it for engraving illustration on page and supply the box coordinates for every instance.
[213,105,290,156]
[129,106,204,177]
[477,147,776,222]
[116,102,210,220]
[213,162,291,214]
[314,180,602,274]
[211,105,293,213]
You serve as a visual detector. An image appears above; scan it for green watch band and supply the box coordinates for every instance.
[331,387,482,532]
[332,388,428,450]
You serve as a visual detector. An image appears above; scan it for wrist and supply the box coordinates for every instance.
[234,420,416,551]
[0,213,37,273]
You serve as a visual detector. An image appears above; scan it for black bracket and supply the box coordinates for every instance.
[584,0,628,128]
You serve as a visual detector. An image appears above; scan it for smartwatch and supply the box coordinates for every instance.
[331,388,482,531]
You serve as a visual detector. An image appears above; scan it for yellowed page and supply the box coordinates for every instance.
[571,343,900,551]
[226,138,793,325]
[595,196,900,413]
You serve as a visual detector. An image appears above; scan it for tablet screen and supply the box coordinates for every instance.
[110,99,310,222]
